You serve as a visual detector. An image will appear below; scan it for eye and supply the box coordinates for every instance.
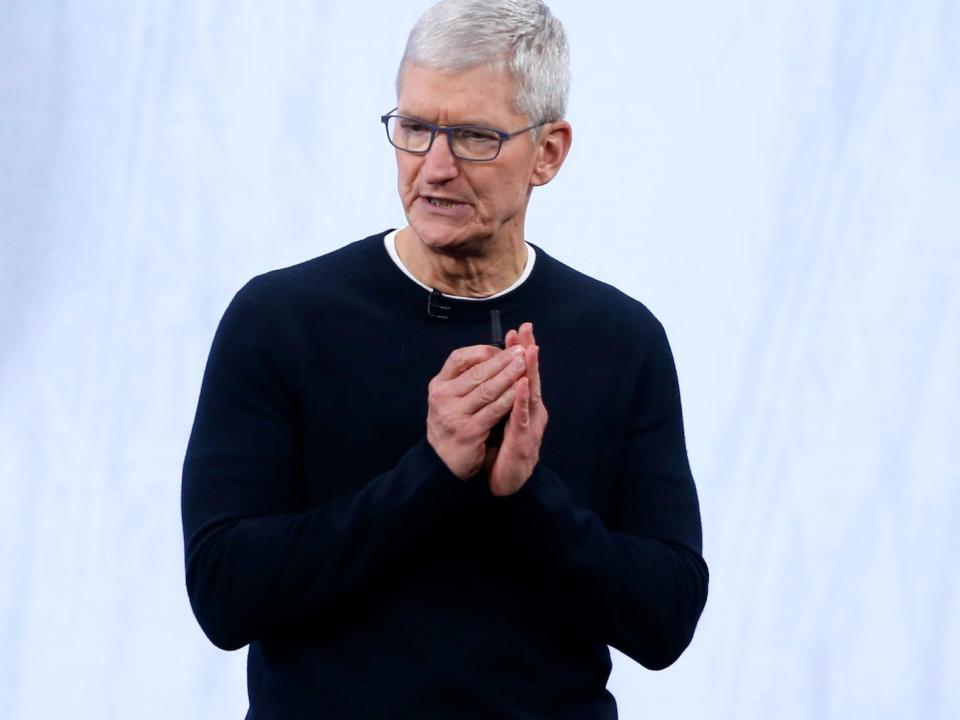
[400,120,430,134]
[455,128,499,142]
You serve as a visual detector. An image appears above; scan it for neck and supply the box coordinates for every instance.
[396,227,528,297]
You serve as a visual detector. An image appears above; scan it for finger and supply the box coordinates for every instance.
[459,346,527,414]
[511,376,531,430]
[518,322,535,348]
[473,382,517,431]
[443,344,522,399]
[504,329,520,348]
[436,344,500,381]
[526,344,543,407]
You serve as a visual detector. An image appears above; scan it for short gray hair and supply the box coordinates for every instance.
[397,0,570,125]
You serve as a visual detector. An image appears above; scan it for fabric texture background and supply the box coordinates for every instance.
[1,1,958,718]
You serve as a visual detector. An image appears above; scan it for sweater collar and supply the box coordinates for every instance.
[374,228,551,323]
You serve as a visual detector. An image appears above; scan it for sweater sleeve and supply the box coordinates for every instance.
[180,286,469,651]
[496,319,708,670]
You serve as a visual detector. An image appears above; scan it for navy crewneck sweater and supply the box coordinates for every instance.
[181,231,707,719]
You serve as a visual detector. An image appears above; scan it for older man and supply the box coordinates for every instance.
[181,0,707,717]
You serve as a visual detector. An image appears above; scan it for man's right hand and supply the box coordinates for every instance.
[426,344,528,480]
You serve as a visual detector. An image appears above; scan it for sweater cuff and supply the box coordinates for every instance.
[399,436,473,505]
[492,463,611,579]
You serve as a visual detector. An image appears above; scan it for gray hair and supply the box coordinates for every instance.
[397,0,570,125]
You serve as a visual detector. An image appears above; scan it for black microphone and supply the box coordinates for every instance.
[489,308,504,349]
[487,308,508,447]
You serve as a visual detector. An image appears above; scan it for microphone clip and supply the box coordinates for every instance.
[426,288,451,319]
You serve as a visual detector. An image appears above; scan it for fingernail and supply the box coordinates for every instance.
[511,346,524,356]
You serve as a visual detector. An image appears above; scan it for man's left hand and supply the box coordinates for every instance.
[485,322,548,496]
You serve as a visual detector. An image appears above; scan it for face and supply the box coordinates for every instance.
[394,62,569,256]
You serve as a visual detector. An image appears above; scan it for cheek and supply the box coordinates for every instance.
[483,161,526,194]
[480,175,526,214]
[396,157,418,192]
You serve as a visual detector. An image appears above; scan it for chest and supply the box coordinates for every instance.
[295,315,635,515]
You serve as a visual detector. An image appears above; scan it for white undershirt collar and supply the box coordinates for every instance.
[384,229,536,301]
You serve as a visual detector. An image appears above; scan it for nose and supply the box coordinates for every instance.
[420,131,459,183]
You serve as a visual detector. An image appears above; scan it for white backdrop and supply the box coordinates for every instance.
[2,1,958,718]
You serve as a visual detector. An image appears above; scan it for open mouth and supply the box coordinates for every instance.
[425,197,463,209]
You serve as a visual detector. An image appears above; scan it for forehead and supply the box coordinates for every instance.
[397,63,523,126]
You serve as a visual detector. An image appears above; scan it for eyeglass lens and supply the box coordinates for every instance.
[385,117,502,160]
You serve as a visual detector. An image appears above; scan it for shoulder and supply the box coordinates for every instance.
[232,230,392,316]
[532,244,668,356]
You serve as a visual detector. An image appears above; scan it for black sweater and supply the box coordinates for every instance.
[181,231,708,719]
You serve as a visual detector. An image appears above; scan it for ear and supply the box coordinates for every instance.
[530,120,572,187]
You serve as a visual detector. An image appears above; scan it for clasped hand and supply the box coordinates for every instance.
[426,323,547,496]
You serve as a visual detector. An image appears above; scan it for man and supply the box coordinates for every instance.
[181,1,707,717]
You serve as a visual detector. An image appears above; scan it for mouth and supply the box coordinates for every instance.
[422,195,466,210]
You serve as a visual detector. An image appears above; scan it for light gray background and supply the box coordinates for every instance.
[2,1,958,718]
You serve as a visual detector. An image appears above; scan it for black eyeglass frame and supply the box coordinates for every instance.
[380,108,550,162]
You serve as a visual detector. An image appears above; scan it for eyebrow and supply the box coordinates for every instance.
[395,110,500,128]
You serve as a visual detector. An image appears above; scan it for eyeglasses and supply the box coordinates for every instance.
[380,108,549,162]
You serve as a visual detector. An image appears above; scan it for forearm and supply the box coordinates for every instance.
[497,462,708,669]
[182,438,468,651]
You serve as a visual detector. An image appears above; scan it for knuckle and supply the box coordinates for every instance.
[438,403,459,433]
[476,382,497,404]
[447,349,466,372]
[432,403,453,428]
[467,365,486,387]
